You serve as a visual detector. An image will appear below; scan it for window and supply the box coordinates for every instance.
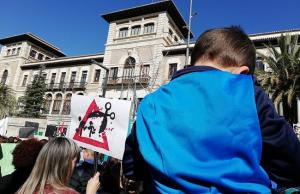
[140,65,150,83]
[174,36,178,42]
[50,73,56,83]
[38,53,44,60]
[94,69,101,82]
[59,72,66,89]
[1,70,8,85]
[169,29,173,37]
[17,47,21,55]
[6,49,11,56]
[29,49,37,58]
[123,57,136,80]
[43,94,52,114]
[42,73,47,81]
[49,73,56,89]
[140,65,150,77]
[69,71,77,88]
[131,25,141,36]
[52,93,62,114]
[45,57,50,60]
[80,71,88,87]
[119,27,128,38]
[168,63,177,79]
[22,75,28,86]
[12,48,16,55]
[62,93,72,115]
[109,67,118,80]
[144,23,154,34]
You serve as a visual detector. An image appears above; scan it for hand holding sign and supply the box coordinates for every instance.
[68,95,131,159]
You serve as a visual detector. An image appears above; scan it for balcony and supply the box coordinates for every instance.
[106,75,150,86]
[46,82,87,91]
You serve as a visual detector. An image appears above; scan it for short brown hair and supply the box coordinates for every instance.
[190,26,256,74]
[12,138,44,169]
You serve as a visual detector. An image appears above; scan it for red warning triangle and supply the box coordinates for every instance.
[73,99,109,151]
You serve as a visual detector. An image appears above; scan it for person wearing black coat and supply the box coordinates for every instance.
[70,149,122,194]
[0,138,45,194]
[70,160,100,194]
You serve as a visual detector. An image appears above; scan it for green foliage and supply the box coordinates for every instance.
[20,67,47,118]
[256,34,300,124]
[0,84,16,118]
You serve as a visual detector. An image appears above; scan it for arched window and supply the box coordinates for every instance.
[43,94,52,114]
[144,23,154,34]
[131,25,141,36]
[51,93,62,114]
[62,93,72,115]
[122,57,136,81]
[1,70,8,85]
[125,57,136,67]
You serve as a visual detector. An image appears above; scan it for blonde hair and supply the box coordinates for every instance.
[17,137,80,194]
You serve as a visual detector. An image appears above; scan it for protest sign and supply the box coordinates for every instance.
[67,95,131,159]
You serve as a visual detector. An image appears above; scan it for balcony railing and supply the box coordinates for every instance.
[46,82,87,91]
[107,75,150,85]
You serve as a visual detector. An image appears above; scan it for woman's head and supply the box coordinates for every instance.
[17,137,80,194]
[12,138,44,169]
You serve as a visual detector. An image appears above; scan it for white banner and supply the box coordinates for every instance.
[0,117,8,136]
[67,95,131,159]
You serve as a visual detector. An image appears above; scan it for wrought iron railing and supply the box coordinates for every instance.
[107,75,150,85]
[46,82,87,90]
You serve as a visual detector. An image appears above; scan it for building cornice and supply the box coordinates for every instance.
[0,33,66,57]
[21,53,104,69]
[162,29,300,55]
[101,0,193,39]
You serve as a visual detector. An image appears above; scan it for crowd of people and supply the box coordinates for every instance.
[1,26,300,194]
[0,137,144,194]
[0,135,22,144]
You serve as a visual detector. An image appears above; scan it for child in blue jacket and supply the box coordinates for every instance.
[123,26,300,193]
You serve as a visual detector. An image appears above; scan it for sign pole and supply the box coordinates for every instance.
[91,59,109,173]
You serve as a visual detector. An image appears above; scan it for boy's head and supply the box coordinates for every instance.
[82,148,94,161]
[191,26,256,74]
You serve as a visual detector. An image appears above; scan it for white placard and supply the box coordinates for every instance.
[0,117,8,136]
[67,95,131,159]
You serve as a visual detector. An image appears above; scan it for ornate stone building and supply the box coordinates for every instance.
[0,0,299,135]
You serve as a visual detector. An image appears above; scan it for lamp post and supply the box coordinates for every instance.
[91,60,109,97]
[185,0,193,66]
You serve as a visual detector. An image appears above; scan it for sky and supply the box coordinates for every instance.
[0,0,299,56]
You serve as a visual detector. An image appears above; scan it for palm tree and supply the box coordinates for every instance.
[0,84,16,118]
[256,34,300,124]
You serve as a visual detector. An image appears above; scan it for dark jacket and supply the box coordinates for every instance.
[70,160,121,194]
[70,161,97,194]
[123,66,300,188]
[0,167,33,194]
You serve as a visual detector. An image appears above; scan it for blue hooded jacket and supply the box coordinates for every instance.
[133,69,271,193]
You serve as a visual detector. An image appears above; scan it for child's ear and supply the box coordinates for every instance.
[232,66,249,74]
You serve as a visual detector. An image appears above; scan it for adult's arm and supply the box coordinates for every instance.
[255,85,300,187]
[122,122,148,181]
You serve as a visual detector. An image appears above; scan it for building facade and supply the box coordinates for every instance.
[0,0,300,134]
